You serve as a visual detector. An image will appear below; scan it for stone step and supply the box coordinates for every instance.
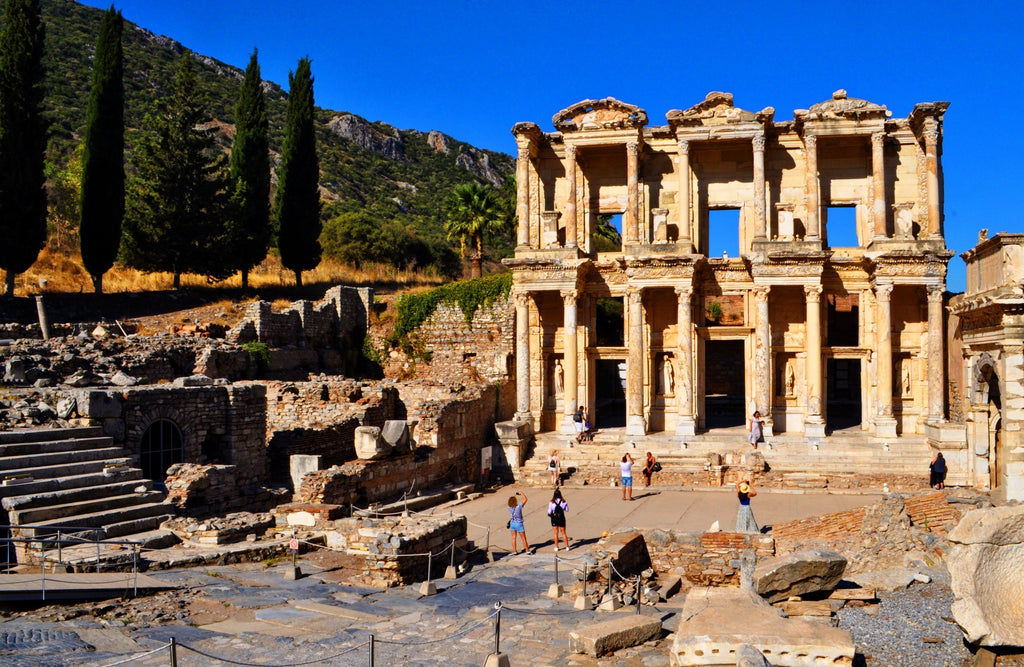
[0,427,104,445]
[10,490,165,526]
[0,467,145,501]
[27,529,181,571]
[0,436,115,458]
[13,502,171,538]
[3,478,154,511]
[101,512,176,540]
[0,446,131,472]
[0,457,133,482]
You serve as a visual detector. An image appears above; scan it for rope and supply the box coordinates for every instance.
[95,642,171,667]
[296,537,450,559]
[374,608,499,645]
[501,604,593,616]
[179,639,370,665]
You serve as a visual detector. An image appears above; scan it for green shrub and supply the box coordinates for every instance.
[390,272,512,344]
[242,341,270,376]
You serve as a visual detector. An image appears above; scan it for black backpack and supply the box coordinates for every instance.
[550,500,565,520]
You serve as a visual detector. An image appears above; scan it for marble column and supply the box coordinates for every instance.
[565,144,578,249]
[804,284,825,437]
[927,285,945,422]
[625,141,640,245]
[754,285,773,436]
[514,290,532,421]
[676,139,692,250]
[871,132,887,239]
[873,283,897,437]
[516,145,530,248]
[753,134,767,241]
[804,135,820,240]
[674,286,696,436]
[626,287,646,435]
[561,289,579,433]
[924,128,942,237]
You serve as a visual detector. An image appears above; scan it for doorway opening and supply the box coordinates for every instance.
[140,419,184,483]
[826,358,862,431]
[704,340,745,429]
[595,359,626,428]
[595,297,624,347]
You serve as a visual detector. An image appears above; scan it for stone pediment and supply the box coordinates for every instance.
[552,98,648,132]
[797,89,890,122]
[666,91,774,128]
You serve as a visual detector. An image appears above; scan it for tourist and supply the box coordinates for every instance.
[548,488,569,551]
[748,410,764,448]
[620,453,634,501]
[507,491,531,554]
[547,449,561,486]
[642,451,658,487]
[735,480,759,532]
[930,452,947,489]
[573,405,586,442]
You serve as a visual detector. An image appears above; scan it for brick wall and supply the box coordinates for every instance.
[226,285,372,351]
[645,529,775,588]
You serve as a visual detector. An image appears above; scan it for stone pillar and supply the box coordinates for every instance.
[871,132,887,239]
[804,285,825,437]
[565,144,578,249]
[804,135,820,240]
[626,287,646,435]
[675,286,696,436]
[516,145,530,248]
[754,286,773,436]
[561,289,579,433]
[927,285,945,422]
[873,284,897,438]
[753,134,767,241]
[514,290,532,421]
[625,141,640,245]
[676,139,692,251]
[924,128,942,237]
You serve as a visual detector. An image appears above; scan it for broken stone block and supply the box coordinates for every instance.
[109,370,139,386]
[380,420,410,451]
[174,374,215,387]
[81,390,124,419]
[354,426,391,459]
[290,454,322,491]
[56,396,76,420]
[754,548,847,603]
[736,643,772,667]
[3,357,26,383]
[569,614,661,657]
[65,370,106,387]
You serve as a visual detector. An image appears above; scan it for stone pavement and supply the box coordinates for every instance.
[0,488,878,666]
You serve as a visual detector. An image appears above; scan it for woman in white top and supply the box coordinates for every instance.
[548,449,561,487]
[620,453,634,501]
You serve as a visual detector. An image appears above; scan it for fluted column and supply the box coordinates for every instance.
[514,290,532,421]
[753,134,767,241]
[754,286,773,435]
[565,144,578,249]
[561,289,579,433]
[924,128,942,237]
[676,139,692,250]
[625,141,640,245]
[804,284,825,437]
[626,287,646,435]
[873,283,897,437]
[675,286,696,436]
[804,135,820,240]
[516,145,530,248]
[871,132,887,239]
[927,286,945,422]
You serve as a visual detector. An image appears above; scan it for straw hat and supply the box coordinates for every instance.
[739,483,750,494]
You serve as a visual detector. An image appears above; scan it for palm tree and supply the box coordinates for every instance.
[445,182,505,278]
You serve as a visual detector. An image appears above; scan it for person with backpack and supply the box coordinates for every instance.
[573,406,586,442]
[548,488,569,551]
[547,449,561,487]
[929,452,947,489]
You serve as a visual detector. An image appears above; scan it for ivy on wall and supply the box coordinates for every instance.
[390,272,512,345]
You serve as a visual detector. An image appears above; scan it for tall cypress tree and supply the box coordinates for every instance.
[79,5,124,295]
[0,0,47,296]
[121,53,231,289]
[227,49,270,291]
[274,57,320,288]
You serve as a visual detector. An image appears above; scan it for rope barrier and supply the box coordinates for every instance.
[374,608,499,645]
[94,642,171,667]
[179,639,370,665]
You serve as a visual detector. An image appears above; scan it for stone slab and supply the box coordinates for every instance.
[753,548,847,603]
[569,614,661,657]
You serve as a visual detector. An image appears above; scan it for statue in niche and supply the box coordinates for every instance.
[657,355,675,395]
[785,361,795,397]
[552,359,564,396]
[902,363,911,397]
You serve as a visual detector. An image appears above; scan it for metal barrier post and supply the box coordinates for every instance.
[40,540,46,601]
[449,539,455,570]
[426,551,432,583]
[96,531,101,573]
[493,602,502,655]
[606,563,613,597]
[554,555,559,587]
[485,526,491,561]
[57,530,62,565]
[635,576,642,614]
[583,564,588,598]
[133,545,139,597]
[169,637,178,667]
[369,633,375,667]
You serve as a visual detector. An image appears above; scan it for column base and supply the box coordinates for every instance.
[804,417,826,438]
[762,417,775,438]
[561,415,579,436]
[873,416,898,439]
[514,412,533,425]
[625,415,647,436]
[675,417,696,437]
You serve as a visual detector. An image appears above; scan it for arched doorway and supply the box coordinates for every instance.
[982,365,1003,489]
[140,419,184,482]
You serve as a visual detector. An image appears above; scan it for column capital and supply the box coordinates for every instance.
[803,284,823,300]
[874,284,893,301]
[512,290,532,308]
[677,139,690,155]
[923,128,939,146]
[626,287,643,306]
[560,288,579,305]
[804,134,817,150]
[674,285,693,299]
[871,132,886,150]
[927,284,945,301]
[753,285,771,302]
[565,143,577,160]
[752,134,766,153]
[626,141,640,157]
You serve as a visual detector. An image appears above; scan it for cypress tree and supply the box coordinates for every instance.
[0,0,47,296]
[79,5,124,295]
[227,49,270,291]
[274,57,320,288]
[121,53,231,289]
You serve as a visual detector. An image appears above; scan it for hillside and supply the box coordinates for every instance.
[36,0,515,266]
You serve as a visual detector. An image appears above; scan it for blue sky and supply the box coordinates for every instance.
[83,0,1024,292]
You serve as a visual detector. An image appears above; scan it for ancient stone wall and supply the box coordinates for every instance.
[164,462,280,517]
[644,529,775,589]
[227,285,372,350]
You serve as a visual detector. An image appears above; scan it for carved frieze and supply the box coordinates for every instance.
[552,98,648,132]
[666,91,774,129]
[796,89,890,123]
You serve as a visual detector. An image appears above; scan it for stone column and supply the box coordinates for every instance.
[924,128,941,237]
[754,286,773,436]
[565,144,578,249]
[873,284,897,438]
[804,284,825,437]
[561,289,579,434]
[804,135,820,240]
[675,286,696,436]
[514,290,532,422]
[927,285,945,422]
[753,134,767,241]
[677,139,692,250]
[626,287,646,435]
[625,141,640,245]
[516,145,530,248]
[871,132,887,239]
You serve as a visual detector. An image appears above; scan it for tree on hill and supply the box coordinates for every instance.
[120,52,231,289]
[274,56,320,287]
[0,0,47,295]
[79,5,124,295]
[445,181,508,279]
[227,49,270,291]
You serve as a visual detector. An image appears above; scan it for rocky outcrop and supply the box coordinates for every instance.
[947,505,1024,647]
[326,114,405,161]
[455,146,503,185]
[427,130,449,154]
[754,548,847,603]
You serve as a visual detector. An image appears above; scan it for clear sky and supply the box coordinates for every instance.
[81,0,1024,292]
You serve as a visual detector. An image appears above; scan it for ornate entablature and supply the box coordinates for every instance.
[551,98,648,133]
[908,101,951,134]
[666,91,775,130]
[623,254,701,282]
[750,254,828,281]
[795,89,890,124]
[502,257,588,289]
[867,250,954,282]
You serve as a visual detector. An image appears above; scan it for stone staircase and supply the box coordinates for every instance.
[0,427,178,569]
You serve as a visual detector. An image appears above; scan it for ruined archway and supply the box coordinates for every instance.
[140,419,184,483]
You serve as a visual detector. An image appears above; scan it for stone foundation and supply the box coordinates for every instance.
[644,529,775,589]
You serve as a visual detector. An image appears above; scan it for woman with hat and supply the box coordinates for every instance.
[735,479,759,532]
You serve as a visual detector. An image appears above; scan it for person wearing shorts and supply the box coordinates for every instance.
[620,453,634,501]
[507,491,531,554]
[573,406,586,442]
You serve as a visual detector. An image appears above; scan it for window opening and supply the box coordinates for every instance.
[594,213,622,252]
[826,293,859,347]
[708,209,740,258]
[826,206,858,248]
[595,297,625,347]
